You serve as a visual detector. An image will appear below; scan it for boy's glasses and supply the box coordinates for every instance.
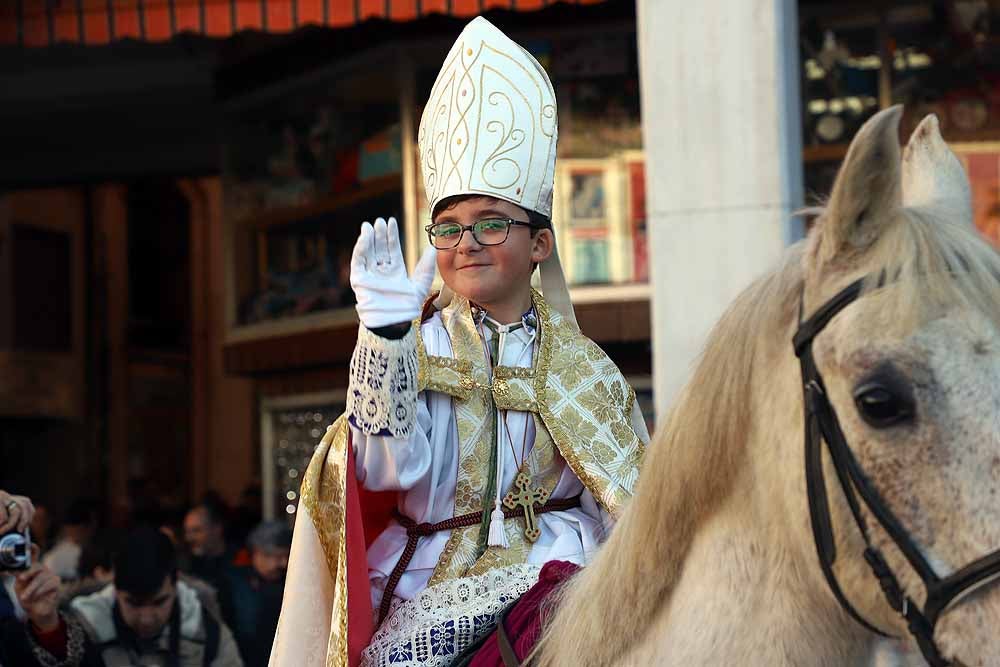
[424,218,537,249]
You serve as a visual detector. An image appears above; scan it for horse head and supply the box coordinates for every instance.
[537,107,1000,666]
[802,106,1000,665]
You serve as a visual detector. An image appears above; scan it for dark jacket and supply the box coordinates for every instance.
[224,567,284,667]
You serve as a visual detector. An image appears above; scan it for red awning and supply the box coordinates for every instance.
[1,0,607,48]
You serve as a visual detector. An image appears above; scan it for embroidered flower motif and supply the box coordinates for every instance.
[584,339,606,362]
[609,379,625,407]
[388,641,414,663]
[430,621,457,656]
[473,613,493,633]
[579,381,619,424]
[556,349,592,389]
[589,439,617,463]
[610,419,635,445]
[559,408,598,443]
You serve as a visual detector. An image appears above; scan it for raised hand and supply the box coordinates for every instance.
[15,561,61,632]
[350,217,437,329]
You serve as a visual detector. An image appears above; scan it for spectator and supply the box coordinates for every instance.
[4,526,243,666]
[1,489,34,624]
[226,521,291,667]
[43,498,98,582]
[183,503,228,565]
[183,502,236,629]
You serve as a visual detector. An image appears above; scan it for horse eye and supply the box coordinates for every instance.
[853,382,914,428]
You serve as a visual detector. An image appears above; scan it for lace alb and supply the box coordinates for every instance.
[361,563,542,667]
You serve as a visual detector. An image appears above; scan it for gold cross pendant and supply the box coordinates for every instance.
[502,471,551,542]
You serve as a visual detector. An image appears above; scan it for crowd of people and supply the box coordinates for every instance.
[0,487,290,667]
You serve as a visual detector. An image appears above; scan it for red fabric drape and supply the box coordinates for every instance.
[345,437,397,666]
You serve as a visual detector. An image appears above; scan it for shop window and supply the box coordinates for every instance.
[223,56,403,339]
[889,2,1000,247]
[800,2,1000,247]
[554,30,646,287]
[259,394,345,522]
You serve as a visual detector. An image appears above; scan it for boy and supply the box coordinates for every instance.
[271,17,648,667]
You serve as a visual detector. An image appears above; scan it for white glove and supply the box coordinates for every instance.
[350,216,437,329]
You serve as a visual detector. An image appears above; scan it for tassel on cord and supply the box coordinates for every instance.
[487,500,509,548]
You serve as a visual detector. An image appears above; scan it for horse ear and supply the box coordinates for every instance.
[815,106,903,263]
[902,113,973,228]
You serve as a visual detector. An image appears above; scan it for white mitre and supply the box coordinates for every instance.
[419,16,577,328]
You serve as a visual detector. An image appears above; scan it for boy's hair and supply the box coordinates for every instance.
[114,526,177,599]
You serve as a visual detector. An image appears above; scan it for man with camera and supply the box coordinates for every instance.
[1,489,38,666]
[2,524,243,667]
[1,489,35,613]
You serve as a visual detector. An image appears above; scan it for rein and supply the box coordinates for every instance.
[793,277,1000,667]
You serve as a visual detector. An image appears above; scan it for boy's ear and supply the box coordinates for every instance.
[531,228,555,264]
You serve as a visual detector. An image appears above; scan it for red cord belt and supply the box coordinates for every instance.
[377,494,583,625]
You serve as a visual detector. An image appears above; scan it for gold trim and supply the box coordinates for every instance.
[492,377,510,399]
[532,290,643,518]
[429,297,497,584]
[494,366,533,380]
[425,289,644,579]
[300,417,351,667]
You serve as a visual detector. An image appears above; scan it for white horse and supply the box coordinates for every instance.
[534,107,1000,666]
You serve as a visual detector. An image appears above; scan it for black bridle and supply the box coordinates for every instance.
[793,277,1000,666]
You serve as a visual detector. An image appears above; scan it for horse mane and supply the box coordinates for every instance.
[850,207,1000,334]
[533,204,1000,667]
[532,244,807,666]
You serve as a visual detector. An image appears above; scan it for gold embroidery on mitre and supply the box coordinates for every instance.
[417,17,558,219]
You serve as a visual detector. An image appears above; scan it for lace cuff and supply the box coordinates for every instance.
[348,322,420,438]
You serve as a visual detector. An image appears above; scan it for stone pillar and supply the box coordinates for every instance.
[638,0,804,416]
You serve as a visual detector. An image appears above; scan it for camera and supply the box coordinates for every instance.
[0,528,31,572]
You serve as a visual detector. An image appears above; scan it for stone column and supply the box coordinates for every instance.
[638,0,804,416]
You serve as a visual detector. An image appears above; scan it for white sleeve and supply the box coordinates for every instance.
[351,392,434,491]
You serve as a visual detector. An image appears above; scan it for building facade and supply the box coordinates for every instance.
[2,0,999,525]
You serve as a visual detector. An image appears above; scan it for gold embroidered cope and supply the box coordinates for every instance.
[294,290,645,665]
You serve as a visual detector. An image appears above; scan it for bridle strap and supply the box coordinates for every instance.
[795,278,955,665]
[800,354,892,639]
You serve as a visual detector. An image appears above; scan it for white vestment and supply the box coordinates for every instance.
[353,312,616,609]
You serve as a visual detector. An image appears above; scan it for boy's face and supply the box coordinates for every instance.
[433,197,552,311]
